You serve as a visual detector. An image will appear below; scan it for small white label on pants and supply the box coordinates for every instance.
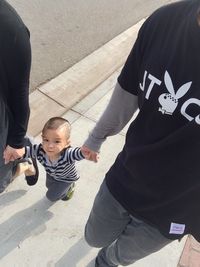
[169,222,185,235]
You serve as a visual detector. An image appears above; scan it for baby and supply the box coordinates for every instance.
[20,117,87,201]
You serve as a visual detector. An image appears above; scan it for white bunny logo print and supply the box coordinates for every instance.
[139,70,200,124]
[158,71,192,115]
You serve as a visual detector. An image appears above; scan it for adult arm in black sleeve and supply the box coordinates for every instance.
[2,9,31,148]
[0,3,31,163]
[4,22,31,148]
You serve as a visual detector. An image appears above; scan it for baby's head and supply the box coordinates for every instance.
[42,117,71,138]
[41,117,71,158]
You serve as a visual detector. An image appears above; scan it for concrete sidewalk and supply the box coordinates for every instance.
[0,19,192,267]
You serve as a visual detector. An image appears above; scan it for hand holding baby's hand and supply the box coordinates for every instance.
[3,145,25,164]
[81,145,99,163]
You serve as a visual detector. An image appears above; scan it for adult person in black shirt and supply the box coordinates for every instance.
[82,1,200,266]
[0,0,37,192]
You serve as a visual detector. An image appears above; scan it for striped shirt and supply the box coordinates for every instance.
[25,144,84,182]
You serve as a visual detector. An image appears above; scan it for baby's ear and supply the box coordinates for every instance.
[66,139,71,147]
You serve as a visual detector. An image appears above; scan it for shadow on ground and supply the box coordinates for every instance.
[55,237,94,267]
[0,196,54,259]
[0,190,27,207]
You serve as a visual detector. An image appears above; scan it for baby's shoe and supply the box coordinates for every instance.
[25,158,39,186]
[61,182,75,201]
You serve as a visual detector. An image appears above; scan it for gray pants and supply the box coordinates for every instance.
[46,174,72,201]
[0,97,30,193]
[0,161,16,193]
[85,180,172,267]
[0,97,14,192]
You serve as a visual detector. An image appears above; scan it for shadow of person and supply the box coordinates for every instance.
[55,237,92,267]
[0,190,27,208]
[0,197,54,259]
[85,258,96,267]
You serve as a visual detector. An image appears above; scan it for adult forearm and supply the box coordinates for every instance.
[7,100,30,148]
[84,82,138,152]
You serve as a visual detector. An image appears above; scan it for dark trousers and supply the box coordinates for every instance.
[85,180,172,266]
[0,97,13,192]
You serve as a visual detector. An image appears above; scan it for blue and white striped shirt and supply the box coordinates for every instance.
[25,144,84,182]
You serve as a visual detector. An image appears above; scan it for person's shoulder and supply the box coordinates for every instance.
[146,0,191,23]
[0,0,29,37]
[140,0,193,35]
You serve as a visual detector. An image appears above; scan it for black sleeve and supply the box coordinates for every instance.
[1,2,31,148]
[117,21,146,96]
[117,4,173,95]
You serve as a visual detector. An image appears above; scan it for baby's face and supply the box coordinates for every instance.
[42,126,70,159]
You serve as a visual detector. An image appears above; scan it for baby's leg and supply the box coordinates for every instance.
[46,173,73,201]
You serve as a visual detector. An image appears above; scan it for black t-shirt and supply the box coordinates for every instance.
[0,0,31,148]
[106,0,200,241]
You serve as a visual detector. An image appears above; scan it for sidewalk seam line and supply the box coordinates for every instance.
[37,88,66,108]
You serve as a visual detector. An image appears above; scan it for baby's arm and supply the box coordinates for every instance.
[24,144,40,159]
[66,147,85,162]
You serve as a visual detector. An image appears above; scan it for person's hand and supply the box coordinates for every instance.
[3,145,25,164]
[81,145,99,163]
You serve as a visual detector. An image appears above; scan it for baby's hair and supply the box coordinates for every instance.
[42,117,71,139]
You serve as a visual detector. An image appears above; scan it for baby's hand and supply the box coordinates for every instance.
[81,146,99,163]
